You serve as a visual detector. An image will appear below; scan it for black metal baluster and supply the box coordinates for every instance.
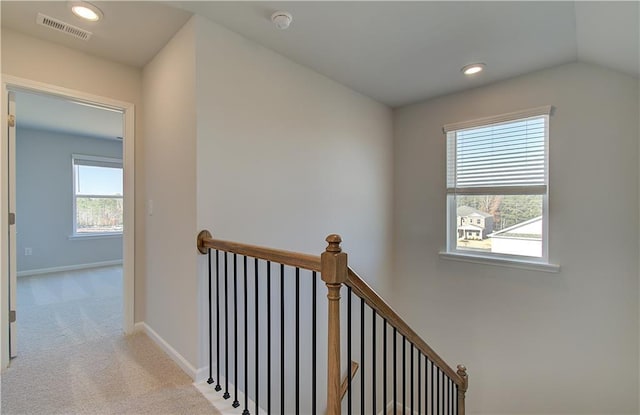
[440,372,447,414]
[393,328,397,415]
[267,261,271,414]
[437,368,440,415]
[447,377,451,414]
[444,370,447,415]
[443,371,446,415]
[418,353,421,415]
[243,256,249,415]
[442,370,446,415]
[372,309,376,415]
[402,336,406,415]
[207,249,214,385]
[410,345,414,414]
[254,258,259,415]
[383,320,387,415]
[447,377,453,415]
[347,288,352,415]
[312,271,317,415]
[280,264,285,415]
[360,298,365,415]
[444,373,447,415]
[224,252,230,400]
[425,357,428,415]
[431,360,434,415]
[295,268,300,415]
[450,374,452,415]
[455,384,458,415]
[233,254,240,408]
[454,379,456,415]
[215,250,222,392]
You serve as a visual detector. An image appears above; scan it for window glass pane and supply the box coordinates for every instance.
[455,194,543,258]
[75,165,122,196]
[76,197,123,233]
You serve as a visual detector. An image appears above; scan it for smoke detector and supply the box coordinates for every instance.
[36,13,92,41]
[271,11,292,30]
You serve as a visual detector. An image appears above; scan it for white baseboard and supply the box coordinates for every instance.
[134,322,199,380]
[17,259,123,277]
[195,366,210,383]
[194,378,267,415]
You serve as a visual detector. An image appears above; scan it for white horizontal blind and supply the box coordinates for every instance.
[73,154,122,169]
[447,115,547,195]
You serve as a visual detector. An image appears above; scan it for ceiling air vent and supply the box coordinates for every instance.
[36,13,92,41]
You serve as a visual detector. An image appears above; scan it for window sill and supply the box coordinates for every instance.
[439,251,560,273]
[69,233,123,240]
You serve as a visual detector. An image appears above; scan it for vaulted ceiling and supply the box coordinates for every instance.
[2,1,638,122]
[4,1,637,107]
[173,1,639,107]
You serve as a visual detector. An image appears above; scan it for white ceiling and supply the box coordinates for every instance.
[1,1,192,67]
[14,90,123,141]
[2,1,638,111]
[173,1,639,107]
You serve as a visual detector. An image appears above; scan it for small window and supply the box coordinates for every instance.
[72,155,123,235]
[444,106,551,263]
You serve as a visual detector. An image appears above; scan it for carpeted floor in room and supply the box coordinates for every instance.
[1,266,220,415]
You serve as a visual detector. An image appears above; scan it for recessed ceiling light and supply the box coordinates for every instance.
[69,1,103,22]
[461,63,486,76]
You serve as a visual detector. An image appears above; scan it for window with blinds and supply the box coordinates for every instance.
[443,107,551,262]
[72,155,123,235]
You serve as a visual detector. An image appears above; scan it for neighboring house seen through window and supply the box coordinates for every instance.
[72,155,123,236]
[444,106,551,264]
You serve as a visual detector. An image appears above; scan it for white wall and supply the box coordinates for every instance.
[192,15,393,409]
[16,127,122,273]
[142,19,198,367]
[141,12,393,383]
[138,9,392,380]
[1,28,145,321]
[393,62,639,414]
[194,15,393,288]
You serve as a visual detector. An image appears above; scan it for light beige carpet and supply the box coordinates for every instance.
[1,267,220,415]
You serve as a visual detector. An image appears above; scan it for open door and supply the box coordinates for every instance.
[7,91,17,358]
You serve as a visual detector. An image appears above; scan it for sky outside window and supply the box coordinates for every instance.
[75,165,122,196]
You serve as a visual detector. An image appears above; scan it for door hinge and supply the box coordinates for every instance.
[9,310,16,323]
[8,114,15,128]
[9,212,15,225]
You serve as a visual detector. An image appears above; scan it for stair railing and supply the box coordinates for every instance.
[197,230,468,414]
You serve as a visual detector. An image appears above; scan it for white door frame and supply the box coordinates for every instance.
[0,75,135,370]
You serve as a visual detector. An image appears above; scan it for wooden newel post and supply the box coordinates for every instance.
[321,234,348,415]
[456,364,468,415]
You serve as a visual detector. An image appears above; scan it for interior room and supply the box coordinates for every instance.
[13,91,124,356]
[1,1,638,414]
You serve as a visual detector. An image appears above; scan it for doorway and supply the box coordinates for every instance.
[1,76,135,369]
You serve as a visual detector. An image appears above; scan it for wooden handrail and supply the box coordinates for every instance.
[197,230,467,413]
[197,230,322,272]
[346,267,466,388]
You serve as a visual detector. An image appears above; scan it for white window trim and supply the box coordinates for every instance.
[444,106,558,270]
[71,154,123,237]
[443,105,553,133]
[69,233,123,240]
[439,250,560,272]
